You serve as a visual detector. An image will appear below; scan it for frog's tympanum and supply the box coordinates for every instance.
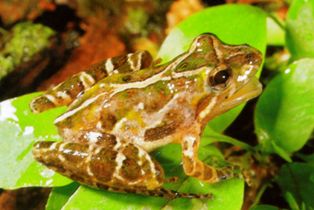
[31,33,262,199]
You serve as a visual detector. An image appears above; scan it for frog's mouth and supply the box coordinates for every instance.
[220,77,262,111]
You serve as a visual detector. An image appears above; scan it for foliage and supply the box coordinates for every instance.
[0,22,55,79]
[0,1,313,210]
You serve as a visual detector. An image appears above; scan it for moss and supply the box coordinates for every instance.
[0,22,55,79]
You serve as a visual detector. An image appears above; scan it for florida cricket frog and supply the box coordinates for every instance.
[31,33,262,199]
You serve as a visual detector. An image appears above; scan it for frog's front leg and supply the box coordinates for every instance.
[181,133,240,183]
[30,51,153,113]
[33,137,210,199]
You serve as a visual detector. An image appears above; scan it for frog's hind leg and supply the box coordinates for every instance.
[32,139,162,191]
[33,139,211,199]
[30,51,153,113]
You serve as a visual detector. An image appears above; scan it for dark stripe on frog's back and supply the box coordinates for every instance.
[144,109,185,141]
[144,122,177,141]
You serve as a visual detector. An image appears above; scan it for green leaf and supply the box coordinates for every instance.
[250,204,280,210]
[61,179,243,210]
[62,186,166,210]
[46,183,79,210]
[286,0,314,59]
[266,16,285,46]
[159,4,267,132]
[255,59,314,155]
[297,153,314,165]
[277,163,314,209]
[0,93,71,189]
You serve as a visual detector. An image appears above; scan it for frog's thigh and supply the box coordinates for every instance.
[33,139,164,191]
[181,134,239,183]
[30,51,153,113]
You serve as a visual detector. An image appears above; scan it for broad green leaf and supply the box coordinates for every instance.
[62,186,166,210]
[159,4,267,132]
[61,178,243,210]
[277,163,314,209]
[286,0,314,59]
[0,93,71,188]
[46,183,79,210]
[255,59,314,155]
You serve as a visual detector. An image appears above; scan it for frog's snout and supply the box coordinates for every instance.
[247,50,263,67]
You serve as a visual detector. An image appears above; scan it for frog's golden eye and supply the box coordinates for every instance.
[209,69,231,87]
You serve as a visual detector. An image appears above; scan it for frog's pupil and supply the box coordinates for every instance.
[212,69,230,85]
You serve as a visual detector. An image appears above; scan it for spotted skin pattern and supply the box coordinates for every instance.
[31,33,263,199]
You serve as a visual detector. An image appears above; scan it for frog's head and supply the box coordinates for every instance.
[180,33,263,122]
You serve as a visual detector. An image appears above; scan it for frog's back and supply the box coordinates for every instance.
[55,68,204,150]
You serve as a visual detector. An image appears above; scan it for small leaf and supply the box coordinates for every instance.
[286,0,314,59]
[277,163,314,209]
[46,183,79,210]
[255,59,314,155]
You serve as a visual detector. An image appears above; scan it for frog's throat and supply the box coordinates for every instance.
[220,77,262,111]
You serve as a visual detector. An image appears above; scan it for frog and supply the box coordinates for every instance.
[30,33,262,199]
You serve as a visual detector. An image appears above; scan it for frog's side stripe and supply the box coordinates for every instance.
[198,96,218,121]
[30,51,153,113]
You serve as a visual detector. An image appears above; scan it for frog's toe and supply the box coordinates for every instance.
[164,176,179,183]
[216,165,243,181]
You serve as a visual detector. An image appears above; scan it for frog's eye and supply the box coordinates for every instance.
[209,69,231,87]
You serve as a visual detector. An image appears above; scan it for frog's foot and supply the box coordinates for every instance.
[164,176,179,183]
[96,184,212,200]
[182,134,242,183]
[140,188,213,200]
[215,164,242,181]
